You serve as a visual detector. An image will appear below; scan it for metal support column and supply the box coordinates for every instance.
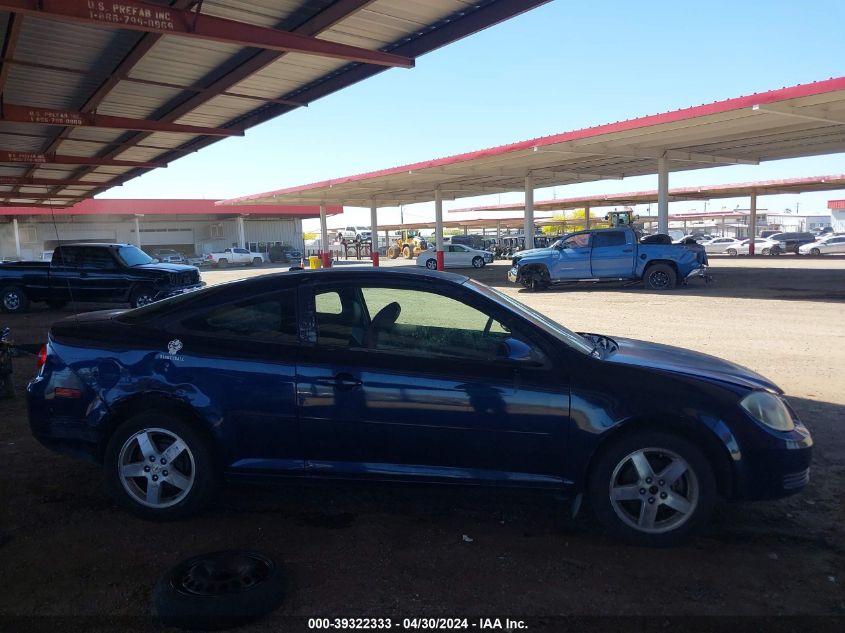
[749,189,757,255]
[319,205,330,267]
[12,218,20,258]
[236,216,246,249]
[524,172,535,250]
[657,156,669,234]
[370,201,379,267]
[435,187,444,271]
[584,204,591,230]
[496,221,501,240]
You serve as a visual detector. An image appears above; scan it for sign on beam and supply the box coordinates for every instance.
[0,176,104,186]
[0,0,414,68]
[1,104,242,136]
[0,151,164,168]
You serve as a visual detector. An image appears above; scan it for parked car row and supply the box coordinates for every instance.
[701,232,845,256]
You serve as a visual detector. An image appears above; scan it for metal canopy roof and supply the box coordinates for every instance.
[446,174,845,213]
[224,77,845,207]
[0,0,548,207]
[0,197,340,216]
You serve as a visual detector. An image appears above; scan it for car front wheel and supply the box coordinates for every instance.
[105,413,216,520]
[1,286,29,313]
[130,286,156,309]
[588,430,716,547]
[472,256,484,268]
[811,248,821,256]
[425,258,437,270]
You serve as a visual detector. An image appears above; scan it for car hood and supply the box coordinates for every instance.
[514,247,556,260]
[132,263,197,273]
[604,336,779,392]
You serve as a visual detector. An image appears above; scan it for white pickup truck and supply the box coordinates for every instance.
[204,247,265,268]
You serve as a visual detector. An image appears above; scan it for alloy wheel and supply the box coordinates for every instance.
[608,447,699,534]
[648,270,669,289]
[3,291,20,311]
[118,427,196,509]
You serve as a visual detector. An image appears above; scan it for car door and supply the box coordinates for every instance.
[826,236,845,253]
[590,230,634,278]
[450,244,472,267]
[72,247,127,302]
[296,280,571,483]
[162,288,303,471]
[550,232,592,279]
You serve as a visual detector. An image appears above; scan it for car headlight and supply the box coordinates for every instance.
[739,391,795,431]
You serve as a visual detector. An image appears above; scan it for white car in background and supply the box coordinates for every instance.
[415,244,494,269]
[702,237,743,254]
[336,226,371,242]
[798,234,845,255]
[728,237,781,256]
[205,247,265,268]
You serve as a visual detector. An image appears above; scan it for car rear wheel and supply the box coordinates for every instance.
[472,256,484,268]
[251,257,262,266]
[761,248,771,255]
[217,258,228,269]
[644,263,677,290]
[1,286,29,313]
[105,413,216,520]
[130,286,156,309]
[588,430,716,547]
[425,258,437,270]
[726,248,737,256]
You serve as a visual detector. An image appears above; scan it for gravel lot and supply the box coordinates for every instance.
[1,255,843,630]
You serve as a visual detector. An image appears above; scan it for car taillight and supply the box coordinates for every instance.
[206,254,213,259]
[37,344,47,368]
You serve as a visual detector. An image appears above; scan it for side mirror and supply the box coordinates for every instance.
[496,337,537,363]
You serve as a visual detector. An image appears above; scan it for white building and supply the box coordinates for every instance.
[0,199,337,261]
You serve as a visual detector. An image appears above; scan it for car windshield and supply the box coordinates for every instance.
[117,245,155,266]
[465,280,595,355]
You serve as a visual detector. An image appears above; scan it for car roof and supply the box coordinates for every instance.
[55,243,132,249]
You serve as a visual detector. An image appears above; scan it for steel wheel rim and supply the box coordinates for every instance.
[118,427,196,509]
[3,292,20,311]
[608,447,699,534]
[173,551,274,597]
[649,271,669,288]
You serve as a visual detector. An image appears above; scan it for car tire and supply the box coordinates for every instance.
[643,263,677,290]
[1,286,29,313]
[523,266,550,291]
[251,257,262,267]
[588,430,717,547]
[217,258,228,269]
[472,256,484,268]
[811,248,821,256]
[761,248,770,255]
[104,412,216,521]
[726,248,737,257]
[130,286,156,309]
[153,550,284,630]
[425,259,437,270]
[46,299,68,310]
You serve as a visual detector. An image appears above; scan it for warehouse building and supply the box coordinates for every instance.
[0,199,338,261]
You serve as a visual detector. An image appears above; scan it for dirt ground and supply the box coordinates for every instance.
[1,255,843,631]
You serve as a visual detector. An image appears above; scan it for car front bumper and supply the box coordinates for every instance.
[507,266,519,283]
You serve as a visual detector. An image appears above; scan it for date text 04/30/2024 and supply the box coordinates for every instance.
[307,617,528,630]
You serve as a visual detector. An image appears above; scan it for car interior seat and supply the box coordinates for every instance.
[364,302,401,349]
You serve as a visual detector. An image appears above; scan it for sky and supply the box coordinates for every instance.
[100,0,845,230]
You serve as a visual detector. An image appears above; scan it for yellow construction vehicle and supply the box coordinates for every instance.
[387,230,429,259]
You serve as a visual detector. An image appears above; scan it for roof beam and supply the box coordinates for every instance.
[0,0,413,68]
[535,144,759,165]
[0,151,164,168]
[0,192,81,199]
[752,103,845,126]
[0,201,73,208]
[0,176,104,186]
[0,12,23,96]
[0,103,242,136]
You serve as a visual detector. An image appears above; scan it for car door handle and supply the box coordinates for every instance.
[315,373,362,391]
[622,248,633,253]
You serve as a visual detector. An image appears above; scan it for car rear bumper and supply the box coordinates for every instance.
[685,265,709,280]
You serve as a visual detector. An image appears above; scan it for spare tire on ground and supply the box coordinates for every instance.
[153,550,284,630]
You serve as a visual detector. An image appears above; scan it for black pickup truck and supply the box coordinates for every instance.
[0,243,202,313]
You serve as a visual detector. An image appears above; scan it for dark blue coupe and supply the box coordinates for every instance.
[27,268,812,546]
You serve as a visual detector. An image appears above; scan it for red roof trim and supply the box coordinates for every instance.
[222,76,845,204]
[0,198,340,216]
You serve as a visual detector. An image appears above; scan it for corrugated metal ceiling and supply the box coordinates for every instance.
[0,0,547,206]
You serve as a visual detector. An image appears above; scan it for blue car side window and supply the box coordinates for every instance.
[180,290,298,342]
